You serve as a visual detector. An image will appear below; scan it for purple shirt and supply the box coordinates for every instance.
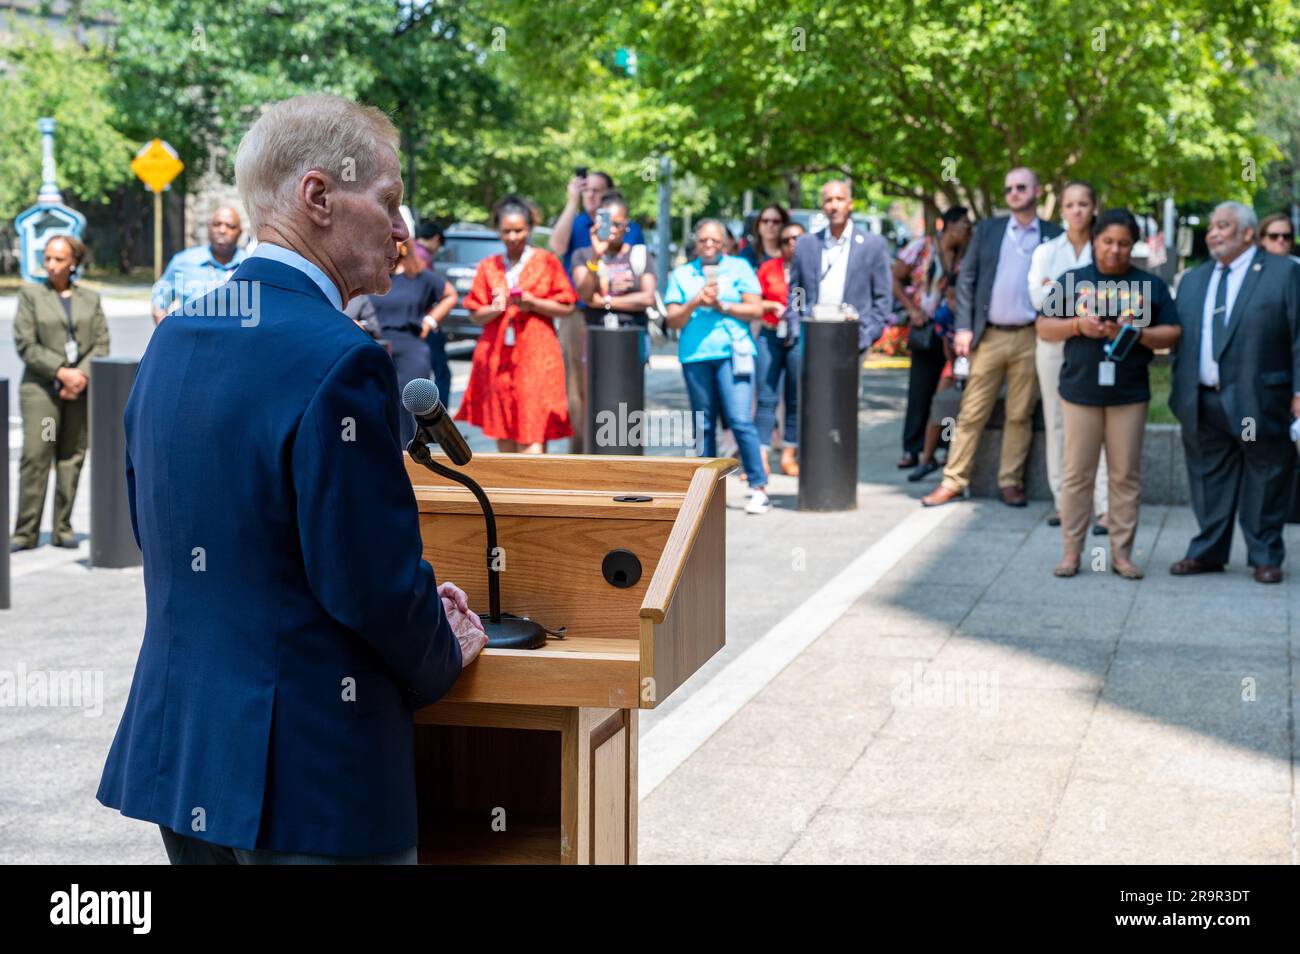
[987,218,1040,326]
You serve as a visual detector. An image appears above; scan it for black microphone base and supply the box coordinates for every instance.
[483,613,548,650]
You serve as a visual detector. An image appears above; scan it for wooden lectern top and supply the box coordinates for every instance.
[408,453,735,712]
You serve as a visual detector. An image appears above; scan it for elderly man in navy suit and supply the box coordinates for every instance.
[1168,201,1300,584]
[96,94,488,864]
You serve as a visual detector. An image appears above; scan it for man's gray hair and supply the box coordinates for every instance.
[1215,201,1258,236]
[234,94,400,233]
[821,179,853,199]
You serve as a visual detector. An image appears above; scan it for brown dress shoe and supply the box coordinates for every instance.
[998,485,1028,507]
[1168,558,1225,576]
[897,454,919,469]
[921,485,965,507]
[1254,565,1282,584]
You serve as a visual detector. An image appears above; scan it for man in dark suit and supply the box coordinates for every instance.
[96,94,488,863]
[1168,201,1300,584]
[786,179,893,353]
[923,167,1062,507]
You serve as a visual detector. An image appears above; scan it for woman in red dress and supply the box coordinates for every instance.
[455,197,577,452]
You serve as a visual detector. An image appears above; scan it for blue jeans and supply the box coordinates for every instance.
[427,329,452,408]
[754,328,799,447]
[681,357,767,488]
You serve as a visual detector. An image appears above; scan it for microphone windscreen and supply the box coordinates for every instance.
[402,378,440,416]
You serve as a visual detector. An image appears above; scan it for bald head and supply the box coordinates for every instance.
[208,206,243,262]
[821,179,853,234]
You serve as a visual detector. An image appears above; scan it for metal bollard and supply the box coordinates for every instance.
[797,320,860,511]
[90,357,142,568]
[1,378,9,609]
[585,325,646,456]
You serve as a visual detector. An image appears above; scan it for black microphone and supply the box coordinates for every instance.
[402,379,472,466]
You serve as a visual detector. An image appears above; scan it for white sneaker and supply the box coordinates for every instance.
[745,488,771,515]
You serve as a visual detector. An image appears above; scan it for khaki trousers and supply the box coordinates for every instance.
[941,325,1039,492]
[1060,399,1147,560]
[14,380,89,545]
[1035,337,1108,515]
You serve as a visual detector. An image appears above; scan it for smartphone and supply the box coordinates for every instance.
[596,208,611,240]
[508,285,523,301]
[575,166,588,179]
[1105,322,1141,362]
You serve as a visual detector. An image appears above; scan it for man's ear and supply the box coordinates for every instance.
[300,170,333,228]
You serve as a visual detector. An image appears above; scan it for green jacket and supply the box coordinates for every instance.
[13,281,111,387]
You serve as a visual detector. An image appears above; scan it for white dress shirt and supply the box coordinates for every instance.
[250,242,344,311]
[1027,231,1092,312]
[818,220,853,307]
[1199,245,1256,388]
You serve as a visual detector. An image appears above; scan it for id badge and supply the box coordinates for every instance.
[777,318,788,339]
[603,313,619,329]
[1098,361,1115,387]
[65,340,79,365]
[504,322,516,347]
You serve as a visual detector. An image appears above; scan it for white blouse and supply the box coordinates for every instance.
[1027,231,1092,312]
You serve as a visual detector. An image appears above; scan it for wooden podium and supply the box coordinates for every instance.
[406,452,735,864]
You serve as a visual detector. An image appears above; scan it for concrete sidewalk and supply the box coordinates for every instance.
[638,495,1299,864]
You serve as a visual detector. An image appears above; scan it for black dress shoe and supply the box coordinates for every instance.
[1046,510,1061,526]
[907,460,940,483]
[1169,558,1225,576]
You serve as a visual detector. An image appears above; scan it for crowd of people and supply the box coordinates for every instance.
[10,162,1300,578]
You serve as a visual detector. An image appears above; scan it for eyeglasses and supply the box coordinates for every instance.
[1004,183,1030,194]
[781,235,801,244]
[759,217,783,225]
[1263,231,1294,241]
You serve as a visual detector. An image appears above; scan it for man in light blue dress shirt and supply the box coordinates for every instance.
[151,207,248,322]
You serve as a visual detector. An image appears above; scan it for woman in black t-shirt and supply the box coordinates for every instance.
[1036,209,1181,579]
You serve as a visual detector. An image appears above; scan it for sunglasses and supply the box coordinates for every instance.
[759,217,783,225]
[1263,231,1293,241]
[1004,183,1030,194]
[781,234,801,244]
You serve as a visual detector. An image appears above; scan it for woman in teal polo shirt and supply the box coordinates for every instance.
[666,219,771,514]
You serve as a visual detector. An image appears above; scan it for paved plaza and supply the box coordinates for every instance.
[2,306,1296,864]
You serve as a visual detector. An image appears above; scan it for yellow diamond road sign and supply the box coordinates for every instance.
[131,139,184,192]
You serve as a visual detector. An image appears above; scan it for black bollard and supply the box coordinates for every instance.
[90,357,142,568]
[585,324,646,456]
[797,320,860,511]
[1,378,9,609]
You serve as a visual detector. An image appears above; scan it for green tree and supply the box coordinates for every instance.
[0,30,134,221]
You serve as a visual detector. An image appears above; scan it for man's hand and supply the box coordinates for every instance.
[698,283,720,309]
[566,175,585,208]
[439,581,487,668]
[953,328,973,357]
[1290,394,1300,421]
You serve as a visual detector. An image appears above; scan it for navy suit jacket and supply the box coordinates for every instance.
[786,225,893,351]
[96,257,463,857]
[1169,250,1300,440]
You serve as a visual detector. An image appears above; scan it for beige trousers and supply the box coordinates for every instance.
[1035,337,1108,515]
[940,324,1039,492]
[1059,399,1147,560]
